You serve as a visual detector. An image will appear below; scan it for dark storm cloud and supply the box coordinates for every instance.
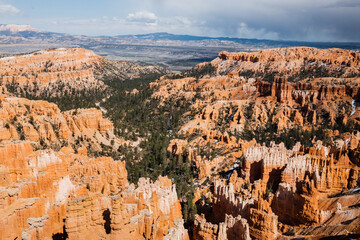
[145,0,360,42]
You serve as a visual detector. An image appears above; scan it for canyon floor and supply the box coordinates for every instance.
[0,46,360,240]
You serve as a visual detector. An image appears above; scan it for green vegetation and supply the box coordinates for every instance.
[187,63,217,79]
[241,123,333,149]
[239,102,359,149]
[263,183,273,200]
[6,81,106,111]
[166,63,217,80]
[102,75,197,225]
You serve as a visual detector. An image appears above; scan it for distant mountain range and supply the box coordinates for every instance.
[1,24,360,71]
[118,32,360,49]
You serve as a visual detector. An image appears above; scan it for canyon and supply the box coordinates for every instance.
[152,47,360,239]
[0,46,360,239]
[0,89,187,240]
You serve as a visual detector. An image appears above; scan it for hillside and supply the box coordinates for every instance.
[0,48,168,97]
[208,47,360,81]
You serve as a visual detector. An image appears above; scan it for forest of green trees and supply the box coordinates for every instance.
[101,74,197,226]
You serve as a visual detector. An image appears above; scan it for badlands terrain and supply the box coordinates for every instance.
[0,46,360,240]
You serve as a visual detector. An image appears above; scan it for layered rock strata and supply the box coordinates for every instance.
[0,48,169,97]
[151,47,360,239]
[0,93,187,240]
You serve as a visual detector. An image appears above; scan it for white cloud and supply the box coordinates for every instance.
[0,4,20,15]
[126,11,158,25]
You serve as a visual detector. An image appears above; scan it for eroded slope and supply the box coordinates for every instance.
[151,47,360,239]
[0,89,188,240]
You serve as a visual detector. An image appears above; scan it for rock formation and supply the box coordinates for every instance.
[0,91,187,240]
[211,47,360,79]
[151,47,360,239]
[2,45,360,239]
[0,48,169,98]
[0,48,106,97]
[0,92,124,153]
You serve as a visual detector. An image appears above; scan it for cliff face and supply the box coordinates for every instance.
[0,48,106,97]
[0,48,169,98]
[211,47,360,80]
[0,92,122,153]
[0,92,187,240]
[151,47,360,239]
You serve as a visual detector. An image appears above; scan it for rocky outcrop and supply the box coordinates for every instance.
[0,93,126,153]
[0,93,187,240]
[65,177,185,240]
[193,214,250,240]
[213,180,254,221]
[248,208,278,240]
[0,48,106,97]
[0,48,169,98]
[151,47,360,239]
[212,47,360,79]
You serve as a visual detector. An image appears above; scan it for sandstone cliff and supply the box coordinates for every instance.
[0,91,123,154]
[2,45,360,239]
[210,47,360,80]
[151,47,360,239]
[0,92,187,240]
[0,48,169,98]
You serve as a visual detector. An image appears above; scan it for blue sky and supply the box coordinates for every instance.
[0,0,359,42]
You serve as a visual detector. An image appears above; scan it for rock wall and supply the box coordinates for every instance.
[0,93,125,153]
[0,48,106,97]
[0,48,169,97]
[151,47,360,239]
[0,93,188,240]
[212,47,360,78]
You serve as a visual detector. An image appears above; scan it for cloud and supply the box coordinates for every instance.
[126,11,158,25]
[10,0,359,42]
[0,4,20,15]
[236,22,279,40]
[142,0,360,41]
[174,16,191,26]
[327,0,360,8]
[44,14,198,36]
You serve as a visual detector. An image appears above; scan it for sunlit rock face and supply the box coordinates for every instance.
[151,47,360,239]
[0,48,106,97]
[212,47,360,79]
[0,93,122,153]
[0,47,169,98]
[0,91,188,240]
[1,44,360,239]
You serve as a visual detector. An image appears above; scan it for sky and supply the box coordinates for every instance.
[0,0,359,42]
